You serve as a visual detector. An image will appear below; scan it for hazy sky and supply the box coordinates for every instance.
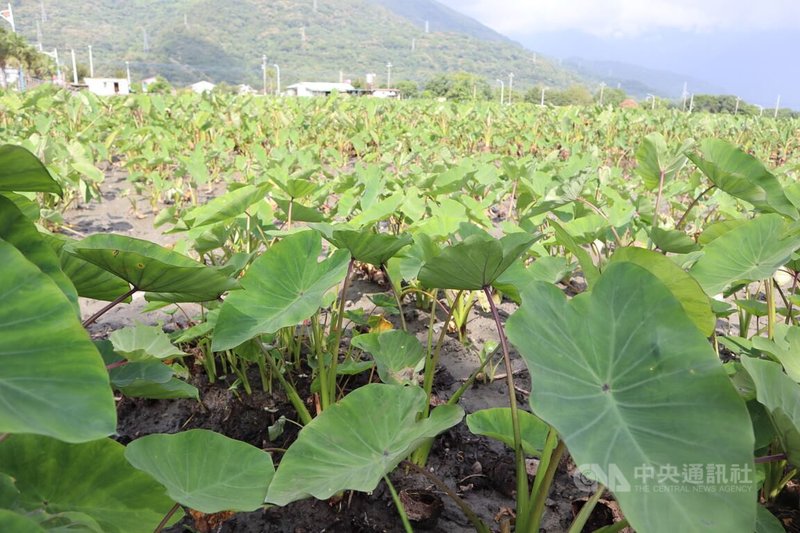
[437,0,799,108]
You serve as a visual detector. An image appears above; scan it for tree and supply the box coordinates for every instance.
[423,72,491,101]
[394,80,419,99]
[0,28,52,88]
[547,84,594,106]
[596,87,627,107]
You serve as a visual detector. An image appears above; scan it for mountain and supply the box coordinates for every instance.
[12,0,581,90]
[562,58,727,101]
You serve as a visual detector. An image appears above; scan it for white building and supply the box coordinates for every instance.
[190,81,216,94]
[141,77,159,92]
[285,82,355,97]
[371,89,399,99]
[85,77,130,96]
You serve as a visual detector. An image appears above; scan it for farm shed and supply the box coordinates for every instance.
[285,82,356,97]
[85,78,130,96]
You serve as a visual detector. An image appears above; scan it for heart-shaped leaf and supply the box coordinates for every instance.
[109,324,186,362]
[0,144,62,195]
[266,384,463,505]
[506,262,755,533]
[688,139,797,219]
[125,429,275,513]
[65,234,239,302]
[0,239,115,442]
[466,408,549,456]
[181,184,266,229]
[213,230,350,351]
[635,133,691,190]
[350,330,425,384]
[325,227,413,267]
[689,214,800,295]
[418,232,538,290]
[0,435,179,533]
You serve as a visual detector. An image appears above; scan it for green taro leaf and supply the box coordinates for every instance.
[65,234,238,302]
[466,408,549,456]
[0,144,62,195]
[0,195,78,309]
[751,324,800,382]
[418,232,538,290]
[213,230,350,351]
[125,429,274,513]
[688,139,797,219]
[117,378,198,400]
[689,214,800,295]
[41,233,132,302]
[0,435,179,533]
[741,357,800,466]
[756,505,787,533]
[109,324,186,362]
[635,133,690,190]
[506,262,756,533]
[181,184,267,229]
[350,330,425,384]
[610,247,714,336]
[0,239,115,442]
[327,228,413,267]
[649,227,700,254]
[274,199,326,223]
[266,384,464,505]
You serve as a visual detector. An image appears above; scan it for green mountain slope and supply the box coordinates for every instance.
[12,0,581,90]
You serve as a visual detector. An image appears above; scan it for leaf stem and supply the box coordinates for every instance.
[153,502,182,533]
[82,286,138,328]
[383,475,413,533]
[675,185,715,230]
[567,483,606,533]
[381,264,407,331]
[483,285,529,523]
[527,440,566,532]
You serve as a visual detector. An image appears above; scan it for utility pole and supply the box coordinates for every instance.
[125,60,131,85]
[184,13,188,28]
[688,94,694,114]
[496,79,504,105]
[36,21,43,51]
[274,64,281,95]
[425,20,429,33]
[508,72,514,104]
[70,49,78,84]
[142,28,149,53]
[88,45,94,78]
[339,70,343,83]
[42,48,60,83]
[411,38,415,52]
[681,82,688,111]
[540,86,546,106]
[0,3,15,33]
[386,61,392,89]
[646,93,656,110]
[774,95,781,118]
[313,0,318,11]
[40,0,47,22]
[734,96,740,115]
[599,82,605,105]
[262,55,267,95]
[756,104,764,117]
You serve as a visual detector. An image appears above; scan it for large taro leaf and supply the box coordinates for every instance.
[465,408,549,456]
[180,184,267,229]
[635,133,691,190]
[689,214,800,295]
[0,195,78,310]
[0,144,62,195]
[0,239,116,442]
[266,384,464,506]
[506,262,756,533]
[0,435,179,533]
[212,230,349,351]
[124,429,275,513]
[741,357,800,466]
[418,232,538,290]
[41,232,132,302]
[65,234,239,302]
[549,219,600,287]
[751,324,800,383]
[350,330,425,384]
[325,227,413,267]
[610,247,714,336]
[688,139,797,219]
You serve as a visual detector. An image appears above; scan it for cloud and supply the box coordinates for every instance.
[442,0,800,37]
